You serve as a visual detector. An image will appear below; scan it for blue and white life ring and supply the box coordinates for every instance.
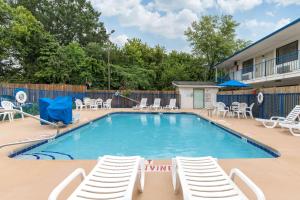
[15,91,27,104]
[257,92,264,104]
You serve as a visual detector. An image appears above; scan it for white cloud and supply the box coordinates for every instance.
[265,11,274,17]
[267,0,300,6]
[216,0,263,14]
[90,0,199,39]
[241,18,291,38]
[111,34,129,46]
[146,0,215,12]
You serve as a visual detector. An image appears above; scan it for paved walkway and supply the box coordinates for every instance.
[0,109,299,199]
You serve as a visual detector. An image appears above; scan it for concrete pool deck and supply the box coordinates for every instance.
[0,108,300,199]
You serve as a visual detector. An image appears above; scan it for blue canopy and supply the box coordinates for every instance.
[218,80,249,88]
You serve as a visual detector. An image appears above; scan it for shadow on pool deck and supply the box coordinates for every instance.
[1,108,300,199]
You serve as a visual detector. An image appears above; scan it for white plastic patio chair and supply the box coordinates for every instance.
[231,101,240,111]
[164,99,178,110]
[89,99,98,110]
[216,102,229,118]
[256,105,300,128]
[133,98,148,110]
[172,156,265,200]
[0,110,12,122]
[75,99,86,110]
[1,100,20,122]
[103,99,112,109]
[95,98,103,109]
[246,103,255,118]
[83,97,91,110]
[150,98,161,110]
[49,155,145,200]
[233,102,247,118]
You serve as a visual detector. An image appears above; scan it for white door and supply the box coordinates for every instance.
[193,89,204,109]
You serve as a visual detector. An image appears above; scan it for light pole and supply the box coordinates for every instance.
[107,30,115,90]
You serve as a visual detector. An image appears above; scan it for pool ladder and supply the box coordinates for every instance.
[0,109,60,149]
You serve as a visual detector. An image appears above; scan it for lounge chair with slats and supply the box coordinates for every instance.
[256,105,300,128]
[133,98,148,110]
[49,155,145,200]
[164,99,178,110]
[172,156,265,200]
[149,98,162,110]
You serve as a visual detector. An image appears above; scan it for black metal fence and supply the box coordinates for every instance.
[217,93,300,119]
[87,90,178,108]
[0,86,179,108]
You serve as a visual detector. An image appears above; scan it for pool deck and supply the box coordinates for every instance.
[1,108,300,199]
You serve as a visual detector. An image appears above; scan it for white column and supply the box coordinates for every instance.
[273,50,277,75]
[253,57,256,80]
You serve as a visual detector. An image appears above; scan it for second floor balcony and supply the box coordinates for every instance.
[219,51,300,84]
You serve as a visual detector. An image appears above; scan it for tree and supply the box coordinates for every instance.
[0,0,56,82]
[9,0,108,46]
[35,42,107,86]
[185,15,251,81]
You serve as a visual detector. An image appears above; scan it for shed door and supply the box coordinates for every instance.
[193,89,204,109]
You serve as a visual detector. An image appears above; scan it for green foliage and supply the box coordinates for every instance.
[35,42,106,87]
[185,15,250,80]
[9,0,108,46]
[1,0,249,90]
[0,0,55,82]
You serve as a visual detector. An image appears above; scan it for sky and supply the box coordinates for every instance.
[90,0,300,52]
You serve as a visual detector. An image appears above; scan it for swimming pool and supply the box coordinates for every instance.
[12,113,278,160]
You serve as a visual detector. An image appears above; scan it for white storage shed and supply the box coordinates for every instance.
[172,81,219,109]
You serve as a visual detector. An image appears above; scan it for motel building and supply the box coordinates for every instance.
[215,18,300,88]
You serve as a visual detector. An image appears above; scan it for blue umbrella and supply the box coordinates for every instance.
[218,80,249,88]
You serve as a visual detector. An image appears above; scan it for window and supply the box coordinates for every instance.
[242,59,253,74]
[276,41,298,65]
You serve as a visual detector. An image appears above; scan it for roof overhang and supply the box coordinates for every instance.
[215,18,300,69]
[172,81,220,88]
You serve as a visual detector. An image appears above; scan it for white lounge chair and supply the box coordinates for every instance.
[103,99,112,109]
[49,155,145,200]
[256,105,300,128]
[150,98,161,110]
[164,99,178,110]
[279,122,300,136]
[133,98,147,110]
[216,102,229,118]
[172,156,265,200]
[75,99,86,110]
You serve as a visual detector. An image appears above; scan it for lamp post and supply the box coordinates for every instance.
[107,30,115,90]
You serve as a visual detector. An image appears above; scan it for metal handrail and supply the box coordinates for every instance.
[0,109,60,149]
[114,91,140,104]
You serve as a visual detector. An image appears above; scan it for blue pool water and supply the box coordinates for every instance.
[13,113,276,160]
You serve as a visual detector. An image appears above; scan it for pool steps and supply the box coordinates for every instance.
[15,151,74,160]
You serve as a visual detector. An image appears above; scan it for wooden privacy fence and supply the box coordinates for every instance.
[217,93,300,119]
[0,83,86,92]
[0,83,179,108]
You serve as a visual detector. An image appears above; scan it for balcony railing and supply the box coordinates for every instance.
[218,51,300,83]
